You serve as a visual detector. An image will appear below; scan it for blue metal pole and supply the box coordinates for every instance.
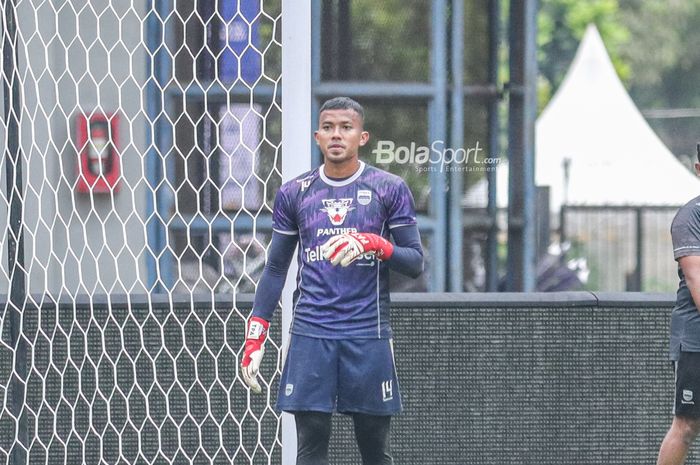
[145,0,173,291]
[506,0,538,291]
[429,0,448,291]
[448,0,464,291]
[486,0,501,291]
[159,0,175,290]
[145,1,162,291]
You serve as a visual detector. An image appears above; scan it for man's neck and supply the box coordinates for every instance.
[323,159,361,179]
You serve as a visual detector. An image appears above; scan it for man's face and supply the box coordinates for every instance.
[314,109,369,165]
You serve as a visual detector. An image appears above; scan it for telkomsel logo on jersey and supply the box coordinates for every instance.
[321,198,354,225]
[305,244,374,265]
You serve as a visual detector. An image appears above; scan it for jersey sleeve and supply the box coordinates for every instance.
[252,231,298,320]
[387,180,418,229]
[672,204,700,260]
[272,186,298,235]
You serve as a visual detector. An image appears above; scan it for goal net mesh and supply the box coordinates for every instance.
[0,1,283,464]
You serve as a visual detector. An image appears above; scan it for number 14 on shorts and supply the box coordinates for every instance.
[382,380,393,402]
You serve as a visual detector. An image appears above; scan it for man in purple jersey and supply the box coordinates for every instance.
[240,97,423,465]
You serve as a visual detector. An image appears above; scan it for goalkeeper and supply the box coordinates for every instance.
[241,97,423,465]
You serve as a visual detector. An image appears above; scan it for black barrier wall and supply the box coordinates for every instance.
[333,293,678,465]
[0,293,679,465]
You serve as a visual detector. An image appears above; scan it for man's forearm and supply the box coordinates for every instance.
[387,225,424,278]
[386,245,423,278]
[251,232,297,320]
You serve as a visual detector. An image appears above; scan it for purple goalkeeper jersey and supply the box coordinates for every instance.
[272,161,417,339]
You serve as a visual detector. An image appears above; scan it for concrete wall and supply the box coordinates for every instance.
[1,1,150,296]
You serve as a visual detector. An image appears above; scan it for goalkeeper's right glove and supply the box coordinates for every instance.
[241,316,269,394]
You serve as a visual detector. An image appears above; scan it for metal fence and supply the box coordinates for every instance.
[561,205,679,292]
[0,293,680,465]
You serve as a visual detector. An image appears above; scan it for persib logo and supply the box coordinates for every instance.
[321,198,354,226]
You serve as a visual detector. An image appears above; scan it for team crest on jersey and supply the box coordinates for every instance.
[321,198,355,225]
[684,389,695,404]
[357,190,372,205]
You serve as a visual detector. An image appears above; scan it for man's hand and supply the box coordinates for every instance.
[321,232,394,267]
[241,316,269,394]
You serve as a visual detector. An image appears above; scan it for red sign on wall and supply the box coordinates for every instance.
[76,112,120,193]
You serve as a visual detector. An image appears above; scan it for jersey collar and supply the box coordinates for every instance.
[319,161,366,187]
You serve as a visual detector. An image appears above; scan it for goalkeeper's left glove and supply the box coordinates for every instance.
[320,232,394,267]
[241,316,269,394]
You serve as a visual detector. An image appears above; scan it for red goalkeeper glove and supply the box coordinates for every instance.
[320,232,394,267]
[241,316,269,394]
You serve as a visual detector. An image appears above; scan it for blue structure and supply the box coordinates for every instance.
[146,0,537,292]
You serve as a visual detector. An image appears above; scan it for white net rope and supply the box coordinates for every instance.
[0,1,283,464]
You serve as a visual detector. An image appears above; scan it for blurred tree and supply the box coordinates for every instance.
[321,0,431,81]
[537,0,630,108]
[618,0,700,108]
[618,0,700,157]
[537,0,700,157]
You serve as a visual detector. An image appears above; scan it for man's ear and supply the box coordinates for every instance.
[359,131,369,146]
[695,162,700,176]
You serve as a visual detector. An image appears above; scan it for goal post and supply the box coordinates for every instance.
[0,1,308,464]
[280,1,311,464]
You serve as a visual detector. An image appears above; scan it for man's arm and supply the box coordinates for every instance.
[242,231,297,393]
[679,255,700,312]
[386,224,423,278]
[251,231,298,320]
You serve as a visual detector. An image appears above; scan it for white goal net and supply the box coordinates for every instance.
[0,1,284,464]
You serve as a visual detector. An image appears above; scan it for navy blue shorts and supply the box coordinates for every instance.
[674,351,700,417]
[276,334,402,415]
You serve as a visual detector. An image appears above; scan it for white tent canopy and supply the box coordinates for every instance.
[464,24,700,210]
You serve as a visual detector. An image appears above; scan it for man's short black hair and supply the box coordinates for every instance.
[697,142,700,163]
[319,97,364,121]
